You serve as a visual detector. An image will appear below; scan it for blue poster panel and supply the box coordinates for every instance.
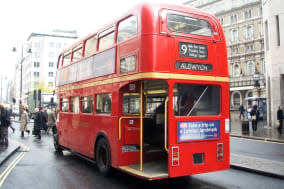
[178,121,220,141]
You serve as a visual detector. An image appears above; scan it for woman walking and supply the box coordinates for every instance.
[20,108,30,137]
[250,105,259,131]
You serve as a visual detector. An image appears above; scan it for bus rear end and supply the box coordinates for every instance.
[159,8,230,178]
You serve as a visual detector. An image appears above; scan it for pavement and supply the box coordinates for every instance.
[0,116,283,179]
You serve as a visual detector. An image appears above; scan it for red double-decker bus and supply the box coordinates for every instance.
[55,3,230,180]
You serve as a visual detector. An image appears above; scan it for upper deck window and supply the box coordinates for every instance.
[85,36,97,57]
[72,44,83,62]
[117,16,137,43]
[99,27,114,51]
[63,51,72,66]
[167,14,212,37]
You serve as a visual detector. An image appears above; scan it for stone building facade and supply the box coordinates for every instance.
[262,0,284,127]
[184,0,265,110]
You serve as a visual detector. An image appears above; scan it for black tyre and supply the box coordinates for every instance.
[95,138,112,175]
[54,133,63,153]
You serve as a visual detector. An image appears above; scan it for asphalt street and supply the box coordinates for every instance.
[0,121,283,189]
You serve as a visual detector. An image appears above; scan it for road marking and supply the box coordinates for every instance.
[0,145,29,188]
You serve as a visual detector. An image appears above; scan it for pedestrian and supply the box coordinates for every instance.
[7,106,15,133]
[239,104,245,120]
[277,105,283,134]
[250,105,259,131]
[20,107,30,137]
[0,104,11,145]
[42,108,48,132]
[34,107,44,140]
[47,107,56,133]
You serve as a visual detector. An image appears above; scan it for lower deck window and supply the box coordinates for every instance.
[60,98,69,112]
[81,96,93,113]
[96,93,112,114]
[173,84,220,116]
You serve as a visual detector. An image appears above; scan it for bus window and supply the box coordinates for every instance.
[61,98,69,112]
[123,93,140,114]
[81,96,93,113]
[173,84,220,116]
[85,36,97,57]
[120,55,136,73]
[167,14,212,37]
[99,31,114,51]
[72,44,83,62]
[96,94,112,114]
[63,51,72,66]
[117,16,137,43]
[71,96,80,113]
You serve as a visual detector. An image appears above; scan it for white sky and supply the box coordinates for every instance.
[0,0,186,79]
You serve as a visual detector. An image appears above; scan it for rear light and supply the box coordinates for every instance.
[225,119,230,133]
[217,143,223,161]
[171,146,179,167]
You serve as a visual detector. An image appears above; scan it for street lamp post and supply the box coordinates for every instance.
[12,44,32,116]
[253,73,261,97]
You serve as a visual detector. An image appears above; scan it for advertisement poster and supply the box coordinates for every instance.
[178,121,220,141]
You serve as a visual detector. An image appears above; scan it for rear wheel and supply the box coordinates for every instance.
[95,138,112,175]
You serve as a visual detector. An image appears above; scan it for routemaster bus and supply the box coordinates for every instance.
[55,3,230,180]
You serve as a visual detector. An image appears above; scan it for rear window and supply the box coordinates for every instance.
[167,14,212,37]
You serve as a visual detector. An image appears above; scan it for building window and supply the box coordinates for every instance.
[34,62,40,67]
[232,29,238,41]
[230,14,237,24]
[56,43,61,48]
[219,17,224,25]
[246,44,254,53]
[49,62,54,67]
[247,61,255,75]
[34,72,39,77]
[49,42,54,48]
[49,52,54,58]
[96,93,112,114]
[48,72,54,77]
[233,92,241,106]
[276,15,280,46]
[234,64,241,76]
[244,9,252,19]
[33,81,39,87]
[247,25,253,39]
[34,52,40,58]
[34,42,40,48]
[48,82,53,87]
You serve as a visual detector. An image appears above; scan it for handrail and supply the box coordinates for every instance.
[140,82,143,171]
[164,97,169,153]
[118,116,141,141]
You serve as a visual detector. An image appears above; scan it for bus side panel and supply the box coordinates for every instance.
[58,113,72,148]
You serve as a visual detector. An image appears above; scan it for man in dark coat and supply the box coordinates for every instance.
[277,105,283,134]
[34,107,45,140]
[0,104,11,145]
[239,104,245,120]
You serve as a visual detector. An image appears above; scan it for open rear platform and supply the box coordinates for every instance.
[118,161,168,180]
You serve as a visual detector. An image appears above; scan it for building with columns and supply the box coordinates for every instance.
[183,0,265,110]
[262,0,284,127]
